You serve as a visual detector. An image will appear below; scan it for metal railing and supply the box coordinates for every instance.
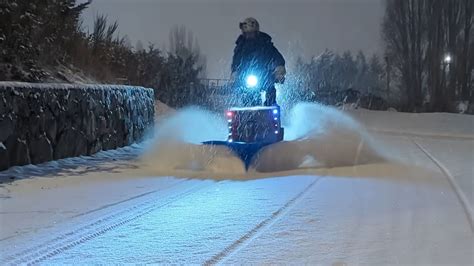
[198,78,230,90]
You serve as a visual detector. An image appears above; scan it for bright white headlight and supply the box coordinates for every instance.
[246,75,258,88]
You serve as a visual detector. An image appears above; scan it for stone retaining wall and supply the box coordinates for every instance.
[0,82,154,171]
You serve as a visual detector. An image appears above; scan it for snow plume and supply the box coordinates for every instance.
[152,106,226,144]
[141,107,247,176]
[253,103,385,172]
[140,103,385,178]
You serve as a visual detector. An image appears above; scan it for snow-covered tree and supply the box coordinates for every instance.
[293,49,387,108]
[135,40,144,52]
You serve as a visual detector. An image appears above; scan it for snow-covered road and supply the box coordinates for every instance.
[1,106,473,264]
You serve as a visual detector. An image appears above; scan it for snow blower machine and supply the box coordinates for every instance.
[203,71,284,169]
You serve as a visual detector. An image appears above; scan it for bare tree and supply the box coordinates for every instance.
[383,0,473,112]
[458,0,473,101]
[382,0,426,111]
[168,25,206,77]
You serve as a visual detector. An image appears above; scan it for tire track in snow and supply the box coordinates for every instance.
[204,176,321,265]
[413,140,474,231]
[70,179,187,219]
[0,180,188,243]
[3,181,214,265]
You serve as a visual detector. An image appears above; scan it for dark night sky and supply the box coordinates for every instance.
[83,0,385,78]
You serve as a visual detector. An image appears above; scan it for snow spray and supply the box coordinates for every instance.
[139,103,385,178]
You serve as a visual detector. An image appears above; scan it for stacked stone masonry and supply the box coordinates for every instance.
[0,82,155,171]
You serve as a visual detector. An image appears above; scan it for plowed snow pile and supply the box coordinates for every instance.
[140,103,385,178]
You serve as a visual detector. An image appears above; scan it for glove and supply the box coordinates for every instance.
[274,66,286,83]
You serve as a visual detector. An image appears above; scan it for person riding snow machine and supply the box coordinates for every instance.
[204,18,287,170]
[230,17,286,107]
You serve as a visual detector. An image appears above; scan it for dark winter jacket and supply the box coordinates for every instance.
[231,32,285,76]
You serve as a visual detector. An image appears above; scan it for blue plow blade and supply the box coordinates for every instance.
[202,141,274,170]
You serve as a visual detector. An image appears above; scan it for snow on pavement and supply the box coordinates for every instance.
[225,141,473,265]
[14,176,318,264]
[0,103,473,264]
[349,108,474,138]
